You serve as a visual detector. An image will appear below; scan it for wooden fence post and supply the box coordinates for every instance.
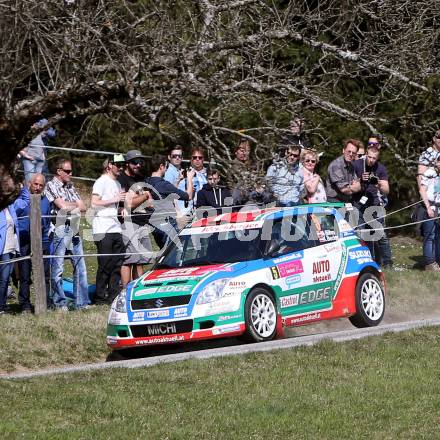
[30,194,47,314]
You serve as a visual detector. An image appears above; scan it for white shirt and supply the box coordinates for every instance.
[421,168,440,206]
[92,174,122,234]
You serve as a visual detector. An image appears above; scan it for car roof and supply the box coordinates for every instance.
[190,202,348,229]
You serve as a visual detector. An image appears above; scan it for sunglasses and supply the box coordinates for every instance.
[61,168,72,174]
[130,159,144,166]
[111,162,124,168]
[171,154,182,159]
[192,155,203,160]
[287,153,300,157]
[304,159,316,164]
[434,134,440,139]
[368,142,380,146]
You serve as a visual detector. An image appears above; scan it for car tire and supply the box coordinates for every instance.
[242,288,277,342]
[349,273,385,328]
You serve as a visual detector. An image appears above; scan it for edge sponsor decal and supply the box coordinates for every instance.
[278,259,304,277]
[281,287,330,308]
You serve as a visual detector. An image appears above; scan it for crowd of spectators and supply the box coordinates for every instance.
[1,117,440,315]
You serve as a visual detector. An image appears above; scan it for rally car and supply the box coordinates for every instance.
[106,204,386,350]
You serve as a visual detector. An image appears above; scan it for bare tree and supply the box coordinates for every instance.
[1,0,439,208]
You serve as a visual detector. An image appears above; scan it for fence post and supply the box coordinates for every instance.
[30,194,47,314]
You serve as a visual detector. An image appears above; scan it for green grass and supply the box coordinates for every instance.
[1,327,440,439]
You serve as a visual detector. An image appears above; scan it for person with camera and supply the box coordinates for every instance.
[353,145,392,268]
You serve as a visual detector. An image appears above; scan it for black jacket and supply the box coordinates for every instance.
[195,184,232,209]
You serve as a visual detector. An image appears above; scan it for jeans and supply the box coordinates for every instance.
[0,253,15,312]
[94,232,125,304]
[18,242,51,310]
[22,158,45,183]
[421,219,440,265]
[51,226,90,309]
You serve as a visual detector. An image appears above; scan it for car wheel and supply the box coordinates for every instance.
[243,288,277,342]
[349,273,385,328]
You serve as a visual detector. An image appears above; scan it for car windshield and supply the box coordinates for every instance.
[155,228,264,268]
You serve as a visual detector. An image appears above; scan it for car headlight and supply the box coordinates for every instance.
[115,288,127,313]
[196,279,229,305]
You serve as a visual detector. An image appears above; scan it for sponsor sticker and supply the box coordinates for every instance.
[277,260,304,277]
[174,307,188,318]
[280,294,299,308]
[132,311,145,321]
[146,310,170,319]
[157,284,192,293]
[324,242,342,253]
[286,312,321,325]
[134,287,158,296]
[273,252,303,264]
[212,324,241,335]
[217,313,241,321]
[285,274,301,286]
[271,266,280,280]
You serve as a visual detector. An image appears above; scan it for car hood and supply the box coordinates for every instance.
[129,262,249,300]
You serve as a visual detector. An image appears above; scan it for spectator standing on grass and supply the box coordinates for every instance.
[91,155,127,305]
[301,149,327,204]
[45,158,89,311]
[353,146,393,268]
[0,202,20,315]
[117,150,152,286]
[177,147,207,217]
[266,144,304,207]
[13,174,52,312]
[146,154,194,250]
[419,156,440,272]
[325,139,363,203]
[19,118,56,183]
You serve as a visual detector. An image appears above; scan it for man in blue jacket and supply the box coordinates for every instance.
[0,202,20,315]
[13,174,52,312]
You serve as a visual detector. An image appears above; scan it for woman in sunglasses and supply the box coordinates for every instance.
[301,149,327,203]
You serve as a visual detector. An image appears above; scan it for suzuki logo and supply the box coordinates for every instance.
[155,299,164,308]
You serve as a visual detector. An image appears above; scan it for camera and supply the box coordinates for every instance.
[368,173,378,185]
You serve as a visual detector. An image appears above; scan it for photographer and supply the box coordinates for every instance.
[353,145,392,267]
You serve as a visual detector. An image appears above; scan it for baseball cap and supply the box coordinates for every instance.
[125,150,146,162]
[110,154,126,164]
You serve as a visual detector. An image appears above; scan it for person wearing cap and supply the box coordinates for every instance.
[19,118,56,183]
[45,157,89,310]
[91,154,127,305]
[117,150,153,286]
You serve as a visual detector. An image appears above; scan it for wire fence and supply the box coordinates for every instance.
[2,199,435,266]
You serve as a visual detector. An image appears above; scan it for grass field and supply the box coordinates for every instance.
[1,326,440,439]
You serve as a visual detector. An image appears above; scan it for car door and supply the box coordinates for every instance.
[267,213,343,318]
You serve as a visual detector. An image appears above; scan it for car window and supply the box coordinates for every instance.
[308,213,339,246]
[264,215,312,257]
